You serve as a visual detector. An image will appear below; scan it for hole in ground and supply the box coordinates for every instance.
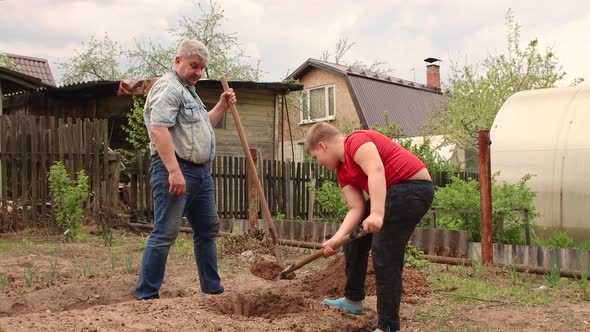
[211,291,306,317]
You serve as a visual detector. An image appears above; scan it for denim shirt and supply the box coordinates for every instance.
[144,70,216,164]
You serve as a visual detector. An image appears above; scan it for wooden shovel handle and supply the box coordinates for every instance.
[288,226,367,272]
[219,77,282,263]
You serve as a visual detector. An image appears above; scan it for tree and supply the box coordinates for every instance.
[56,33,126,84]
[57,1,261,83]
[126,40,175,79]
[127,0,261,81]
[321,37,393,75]
[430,9,571,150]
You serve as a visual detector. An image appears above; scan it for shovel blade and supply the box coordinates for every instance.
[277,264,295,280]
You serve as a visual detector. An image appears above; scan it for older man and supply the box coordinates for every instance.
[135,39,236,300]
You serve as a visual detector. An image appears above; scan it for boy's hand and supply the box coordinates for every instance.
[322,238,339,257]
[362,213,384,233]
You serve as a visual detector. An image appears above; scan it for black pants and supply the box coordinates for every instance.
[343,180,434,331]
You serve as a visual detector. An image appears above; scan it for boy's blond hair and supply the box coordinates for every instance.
[304,122,342,152]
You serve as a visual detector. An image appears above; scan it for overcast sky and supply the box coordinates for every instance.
[1,0,588,86]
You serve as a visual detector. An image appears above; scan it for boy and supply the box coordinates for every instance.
[304,122,434,332]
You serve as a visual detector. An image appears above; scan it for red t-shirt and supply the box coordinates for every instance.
[336,130,425,192]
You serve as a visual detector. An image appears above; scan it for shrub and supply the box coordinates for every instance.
[531,230,587,249]
[309,180,348,222]
[48,161,89,242]
[433,173,538,243]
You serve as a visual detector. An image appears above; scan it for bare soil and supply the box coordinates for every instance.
[0,229,589,331]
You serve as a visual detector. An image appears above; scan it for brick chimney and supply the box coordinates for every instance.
[424,58,441,91]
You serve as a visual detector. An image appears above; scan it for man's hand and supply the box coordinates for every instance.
[219,88,237,110]
[168,169,186,196]
[321,237,339,257]
[362,213,384,233]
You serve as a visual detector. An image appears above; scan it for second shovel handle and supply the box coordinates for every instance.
[292,226,366,270]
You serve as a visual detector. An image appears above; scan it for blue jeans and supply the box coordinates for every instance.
[343,180,434,331]
[135,156,223,300]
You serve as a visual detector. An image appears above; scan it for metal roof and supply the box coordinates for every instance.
[5,53,56,86]
[287,58,447,136]
[347,75,446,136]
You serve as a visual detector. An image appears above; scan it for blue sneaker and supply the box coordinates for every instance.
[321,297,363,315]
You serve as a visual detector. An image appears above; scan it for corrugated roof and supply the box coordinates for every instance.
[6,53,56,86]
[347,75,446,136]
[287,58,447,136]
[49,79,303,95]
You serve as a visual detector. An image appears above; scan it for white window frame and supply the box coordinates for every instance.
[299,84,336,124]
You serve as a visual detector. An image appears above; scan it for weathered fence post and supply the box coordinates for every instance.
[430,209,437,228]
[479,129,493,265]
[524,208,531,246]
[308,178,316,222]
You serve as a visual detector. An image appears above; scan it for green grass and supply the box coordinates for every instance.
[574,253,589,298]
[427,265,553,307]
[22,266,36,287]
[123,253,135,274]
[171,236,193,258]
[546,254,562,288]
[411,262,590,331]
[82,262,95,278]
[0,274,10,289]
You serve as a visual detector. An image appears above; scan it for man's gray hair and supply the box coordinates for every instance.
[176,39,210,64]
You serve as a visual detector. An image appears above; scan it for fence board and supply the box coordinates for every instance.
[0,114,6,229]
[30,116,38,227]
[21,114,29,228]
[10,114,17,230]
[39,116,47,227]
[123,150,480,226]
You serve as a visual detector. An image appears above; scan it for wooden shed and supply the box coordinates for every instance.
[2,78,303,160]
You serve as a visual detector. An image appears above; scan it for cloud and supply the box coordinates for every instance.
[1,0,588,85]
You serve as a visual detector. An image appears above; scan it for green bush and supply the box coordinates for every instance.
[532,230,590,250]
[48,161,89,242]
[116,95,148,167]
[405,243,429,268]
[309,180,348,222]
[433,173,537,244]
[121,95,149,151]
[533,231,574,248]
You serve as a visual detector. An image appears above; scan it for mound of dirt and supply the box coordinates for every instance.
[209,290,307,318]
[250,259,295,280]
[302,255,430,300]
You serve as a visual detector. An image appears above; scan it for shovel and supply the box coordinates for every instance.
[220,76,283,266]
[277,225,368,280]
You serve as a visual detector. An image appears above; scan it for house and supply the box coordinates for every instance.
[281,58,449,162]
[2,65,303,159]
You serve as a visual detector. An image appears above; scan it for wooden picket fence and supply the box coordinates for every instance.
[126,151,338,224]
[0,114,121,231]
[0,112,481,230]
[126,150,480,225]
